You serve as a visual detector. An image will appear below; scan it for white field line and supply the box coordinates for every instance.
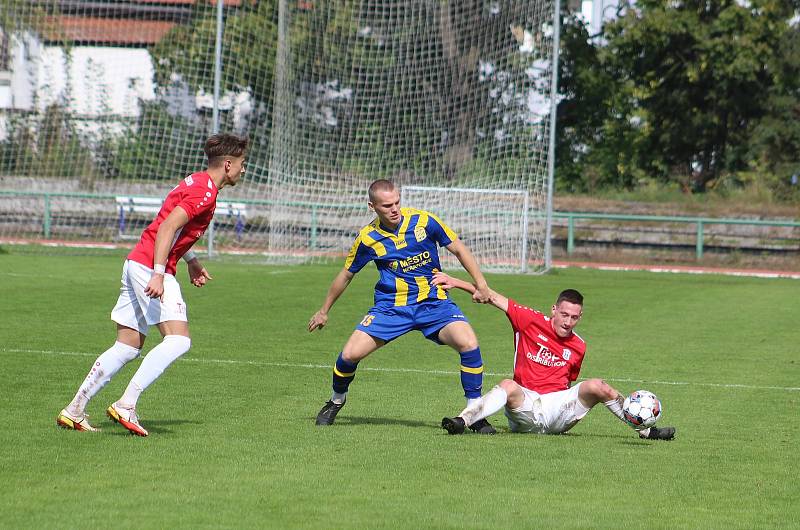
[5,347,799,393]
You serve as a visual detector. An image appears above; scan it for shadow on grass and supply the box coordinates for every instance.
[316,415,433,428]
[104,418,202,436]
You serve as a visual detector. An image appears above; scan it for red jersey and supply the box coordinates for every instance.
[506,299,587,395]
[128,172,218,275]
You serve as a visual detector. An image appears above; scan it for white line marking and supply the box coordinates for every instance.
[5,347,799,392]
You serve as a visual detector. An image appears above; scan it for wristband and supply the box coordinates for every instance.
[153,264,166,275]
[183,250,197,262]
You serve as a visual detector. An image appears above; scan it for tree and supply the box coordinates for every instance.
[602,0,800,192]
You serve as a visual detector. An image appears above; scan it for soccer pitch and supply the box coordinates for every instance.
[1,250,798,529]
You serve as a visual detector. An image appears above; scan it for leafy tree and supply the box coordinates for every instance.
[602,0,800,192]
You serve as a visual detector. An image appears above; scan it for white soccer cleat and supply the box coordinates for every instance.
[56,409,100,432]
[106,402,149,437]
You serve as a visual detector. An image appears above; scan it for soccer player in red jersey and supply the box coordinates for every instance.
[56,133,248,436]
[434,272,675,440]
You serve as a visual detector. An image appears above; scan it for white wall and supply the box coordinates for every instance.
[0,33,157,140]
[35,45,155,116]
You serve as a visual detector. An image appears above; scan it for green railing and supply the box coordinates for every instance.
[2,190,798,259]
[553,212,800,259]
[0,190,365,247]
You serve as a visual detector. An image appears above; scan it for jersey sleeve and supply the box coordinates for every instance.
[425,211,458,247]
[344,235,372,273]
[177,177,215,219]
[505,298,541,332]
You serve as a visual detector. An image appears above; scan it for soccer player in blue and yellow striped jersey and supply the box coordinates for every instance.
[308,179,496,433]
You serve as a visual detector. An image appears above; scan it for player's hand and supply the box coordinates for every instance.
[472,284,492,304]
[308,310,328,332]
[431,271,454,290]
[144,273,165,300]
[188,260,213,288]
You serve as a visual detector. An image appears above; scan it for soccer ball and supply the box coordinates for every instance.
[622,390,662,429]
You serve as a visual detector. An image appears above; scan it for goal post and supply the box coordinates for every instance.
[0,0,559,272]
[402,185,536,274]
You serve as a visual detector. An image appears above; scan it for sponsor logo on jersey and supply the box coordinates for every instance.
[398,250,432,272]
[414,225,427,242]
[526,344,567,368]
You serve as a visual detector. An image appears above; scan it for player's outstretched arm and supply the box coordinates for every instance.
[431,271,509,313]
[444,239,491,303]
[308,268,355,332]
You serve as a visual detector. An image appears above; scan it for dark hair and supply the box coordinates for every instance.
[205,133,248,167]
[556,289,583,306]
[368,179,396,202]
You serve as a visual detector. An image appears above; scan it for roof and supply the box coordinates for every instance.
[42,16,177,45]
[38,1,245,46]
[131,0,242,4]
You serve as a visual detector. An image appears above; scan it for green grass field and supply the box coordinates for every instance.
[1,250,798,529]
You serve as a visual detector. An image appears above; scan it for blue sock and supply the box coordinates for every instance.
[459,347,484,399]
[332,352,359,395]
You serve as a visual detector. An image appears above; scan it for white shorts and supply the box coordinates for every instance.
[110,260,188,335]
[504,382,590,435]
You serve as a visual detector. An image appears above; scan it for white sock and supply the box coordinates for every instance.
[118,335,191,408]
[605,395,648,435]
[331,392,346,404]
[459,385,508,427]
[603,396,626,422]
[67,341,140,415]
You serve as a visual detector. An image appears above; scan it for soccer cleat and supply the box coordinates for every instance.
[315,400,345,426]
[468,417,497,435]
[441,416,466,435]
[639,425,675,440]
[106,402,149,437]
[56,409,99,432]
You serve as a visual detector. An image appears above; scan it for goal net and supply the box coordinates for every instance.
[0,0,557,272]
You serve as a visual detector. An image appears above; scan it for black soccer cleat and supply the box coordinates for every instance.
[639,425,675,440]
[315,400,345,426]
[468,417,497,435]
[441,416,466,435]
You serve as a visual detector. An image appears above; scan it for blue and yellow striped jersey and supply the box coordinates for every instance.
[345,207,457,307]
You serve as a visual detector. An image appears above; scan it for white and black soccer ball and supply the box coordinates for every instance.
[622,390,662,429]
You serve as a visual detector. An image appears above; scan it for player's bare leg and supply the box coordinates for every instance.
[437,321,495,434]
[108,320,191,437]
[57,324,144,432]
[316,331,384,426]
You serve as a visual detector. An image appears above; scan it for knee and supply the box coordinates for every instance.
[461,339,479,352]
[498,379,515,392]
[166,335,191,355]
[454,327,479,352]
[341,349,365,364]
[583,378,616,401]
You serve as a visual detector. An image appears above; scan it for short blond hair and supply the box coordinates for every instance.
[368,179,396,202]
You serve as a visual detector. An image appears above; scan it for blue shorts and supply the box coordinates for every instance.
[355,299,469,344]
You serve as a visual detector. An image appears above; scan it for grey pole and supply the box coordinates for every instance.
[208,0,224,258]
[544,0,561,272]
